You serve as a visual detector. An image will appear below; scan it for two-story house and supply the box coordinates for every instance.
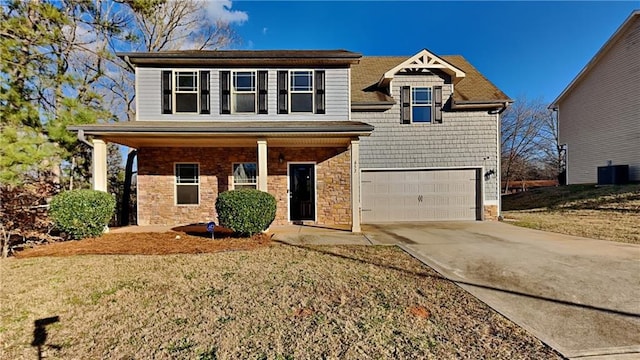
[71,49,510,232]
[550,10,640,184]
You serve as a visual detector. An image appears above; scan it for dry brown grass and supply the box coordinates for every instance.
[503,209,640,244]
[0,244,559,359]
[503,184,640,244]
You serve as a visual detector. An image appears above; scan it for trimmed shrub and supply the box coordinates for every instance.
[215,189,277,236]
[49,190,116,240]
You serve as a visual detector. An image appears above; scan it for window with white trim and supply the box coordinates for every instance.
[290,70,313,112]
[411,87,432,123]
[175,163,199,205]
[174,71,198,113]
[233,71,256,113]
[232,163,257,189]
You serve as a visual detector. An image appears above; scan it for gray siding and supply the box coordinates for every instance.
[136,67,349,121]
[354,73,500,202]
[558,15,640,184]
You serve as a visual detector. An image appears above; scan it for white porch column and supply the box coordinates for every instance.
[92,139,107,192]
[257,139,268,192]
[350,139,361,233]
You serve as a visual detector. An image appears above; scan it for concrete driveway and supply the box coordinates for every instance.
[363,221,640,359]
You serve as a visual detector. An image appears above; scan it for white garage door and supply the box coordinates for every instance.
[361,169,480,223]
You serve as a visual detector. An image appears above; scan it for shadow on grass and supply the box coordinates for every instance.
[32,316,62,360]
[276,241,640,319]
[171,223,240,239]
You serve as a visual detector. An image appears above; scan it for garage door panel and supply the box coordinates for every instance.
[362,169,479,223]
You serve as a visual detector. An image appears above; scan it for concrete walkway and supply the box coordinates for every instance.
[270,224,371,245]
[363,221,640,359]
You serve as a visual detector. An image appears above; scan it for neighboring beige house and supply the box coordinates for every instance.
[71,48,510,231]
[551,10,640,184]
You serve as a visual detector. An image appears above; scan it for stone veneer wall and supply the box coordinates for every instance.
[483,205,498,221]
[137,146,351,226]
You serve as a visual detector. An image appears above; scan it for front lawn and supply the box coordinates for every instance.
[0,244,559,359]
[502,184,640,244]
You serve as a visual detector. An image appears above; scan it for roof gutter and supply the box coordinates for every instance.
[351,101,395,111]
[69,125,374,134]
[452,99,513,111]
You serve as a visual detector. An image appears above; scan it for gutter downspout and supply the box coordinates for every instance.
[490,101,509,219]
[77,129,93,148]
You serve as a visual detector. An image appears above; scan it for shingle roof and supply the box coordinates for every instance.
[119,50,362,66]
[351,55,511,105]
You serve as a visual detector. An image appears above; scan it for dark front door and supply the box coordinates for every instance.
[289,163,315,221]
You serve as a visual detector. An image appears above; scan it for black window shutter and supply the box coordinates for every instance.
[315,70,325,114]
[433,86,443,124]
[220,71,230,114]
[200,71,210,114]
[258,71,268,114]
[401,86,411,124]
[162,70,172,114]
[277,70,288,114]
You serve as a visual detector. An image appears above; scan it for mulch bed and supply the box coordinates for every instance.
[14,230,271,258]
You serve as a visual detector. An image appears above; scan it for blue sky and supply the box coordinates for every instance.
[220,1,639,103]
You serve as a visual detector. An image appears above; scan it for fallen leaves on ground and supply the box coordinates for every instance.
[14,231,271,258]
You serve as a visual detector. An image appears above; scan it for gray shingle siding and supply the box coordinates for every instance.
[354,73,500,202]
[136,67,349,121]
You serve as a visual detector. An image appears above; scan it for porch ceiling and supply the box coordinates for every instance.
[69,121,373,148]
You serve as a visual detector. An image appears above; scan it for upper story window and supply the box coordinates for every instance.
[401,85,443,124]
[411,87,432,123]
[162,70,210,115]
[290,71,313,112]
[233,71,256,113]
[175,71,198,113]
[221,71,267,114]
[278,70,325,114]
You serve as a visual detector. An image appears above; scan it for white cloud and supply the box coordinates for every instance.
[205,0,248,24]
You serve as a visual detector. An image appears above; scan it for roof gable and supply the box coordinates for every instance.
[379,49,465,85]
[351,54,511,107]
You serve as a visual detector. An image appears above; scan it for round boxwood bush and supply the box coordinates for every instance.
[49,189,116,240]
[215,189,277,236]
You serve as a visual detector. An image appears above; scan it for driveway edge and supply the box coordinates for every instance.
[396,243,569,358]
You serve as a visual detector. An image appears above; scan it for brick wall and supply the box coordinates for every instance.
[137,146,351,226]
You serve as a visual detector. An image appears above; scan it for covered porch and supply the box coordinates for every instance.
[70,121,373,232]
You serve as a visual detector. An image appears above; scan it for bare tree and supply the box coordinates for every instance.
[538,109,566,184]
[501,97,548,192]
[96,0,238,121]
